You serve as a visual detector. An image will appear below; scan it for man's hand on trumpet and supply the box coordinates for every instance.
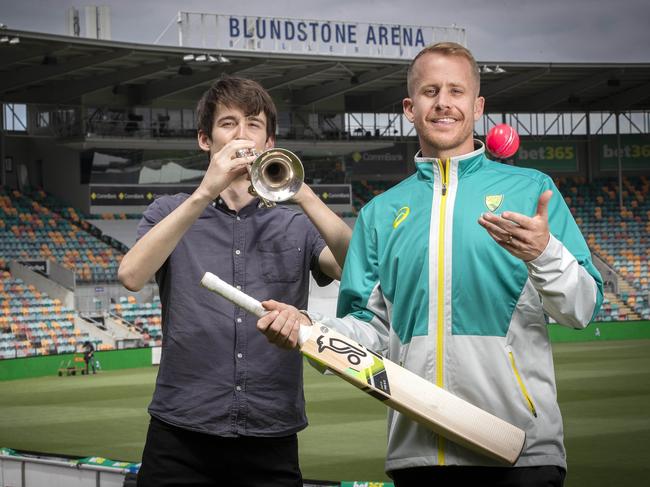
[195,140,258,201]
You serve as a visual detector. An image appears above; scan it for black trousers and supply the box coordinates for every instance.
[391,465,566,487]
[137,416,302,487]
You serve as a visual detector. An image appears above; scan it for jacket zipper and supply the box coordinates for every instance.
[508,351,538,418]
[435,158,450,464]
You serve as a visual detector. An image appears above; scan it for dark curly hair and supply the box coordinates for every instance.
[196,75,277,140]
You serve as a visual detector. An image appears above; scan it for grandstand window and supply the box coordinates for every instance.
[182,109,196,130]
[346,113,365,136]
[618,112,647,134]
[3,103,27,132]
[167,109,181,130]
[569,113,587,135]
[542,113,563,136]
[591,112,617,134]
[37,110,50,128]
[348,110,649,139]
[345,112,414,138]
[308,113,320,136]
[476,111,649,137]
[402,114,415,136]
[476,113,510,136]
[135,107,151,128]
[277,111,291,137]
[474,119,485,136]
[55,108,79,137]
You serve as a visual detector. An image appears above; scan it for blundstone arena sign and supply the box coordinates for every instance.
[178,12,465,60]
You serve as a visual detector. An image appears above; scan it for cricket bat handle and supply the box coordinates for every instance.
[200,272,313,345]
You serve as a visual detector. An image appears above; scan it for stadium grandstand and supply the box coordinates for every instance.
[1,11,650,486]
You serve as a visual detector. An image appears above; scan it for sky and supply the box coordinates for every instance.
[0,0,649,63]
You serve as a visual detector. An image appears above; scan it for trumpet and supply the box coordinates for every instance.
[235,148,304,208]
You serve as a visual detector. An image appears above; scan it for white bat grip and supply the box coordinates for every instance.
[201,272,313,345]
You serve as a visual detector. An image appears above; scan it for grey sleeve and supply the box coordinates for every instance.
[304,216,333,287]
[135,196,178,286]
[136,196,175,242]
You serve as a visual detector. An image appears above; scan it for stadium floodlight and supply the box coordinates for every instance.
[481,65,494,74]
[195,54,208,62]
[218,54,230,63]
[182,54,195,62]
[207,54,219,63]
[494,65,506,74]
[0,36,9,43]
[9,36,19,44]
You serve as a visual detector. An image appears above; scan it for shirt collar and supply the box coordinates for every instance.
[414,140,486,180]
[212,196,266,217]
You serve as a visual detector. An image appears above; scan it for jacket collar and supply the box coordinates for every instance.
[415,140,487,181]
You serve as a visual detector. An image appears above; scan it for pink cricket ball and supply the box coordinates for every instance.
[486,124,520,159]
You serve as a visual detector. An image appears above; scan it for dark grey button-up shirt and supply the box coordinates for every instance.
[137,194,331,437]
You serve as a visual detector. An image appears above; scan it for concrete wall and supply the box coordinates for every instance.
[34,138,89,212]
[88,219,140,248]
[2,135,88,212]
[9,261,75,309]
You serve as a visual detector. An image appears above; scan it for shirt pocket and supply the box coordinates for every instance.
[257,239,301,283]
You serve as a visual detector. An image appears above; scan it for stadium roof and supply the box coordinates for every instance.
[2,28,650,113]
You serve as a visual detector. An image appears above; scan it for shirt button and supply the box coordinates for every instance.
[237,353,243,359]
[235,385,242,391]
[235,249,241,255]
[236,318,242,323]
[236,216,241,221]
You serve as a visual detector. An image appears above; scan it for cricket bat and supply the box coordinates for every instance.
[201,271,526,465]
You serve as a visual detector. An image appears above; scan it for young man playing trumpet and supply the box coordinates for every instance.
[118,76,350,486]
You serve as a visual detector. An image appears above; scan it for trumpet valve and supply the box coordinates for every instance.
[235,148,258,159]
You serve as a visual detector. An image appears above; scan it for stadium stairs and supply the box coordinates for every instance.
[110,295,162,347]
[599,292,641,322]
[76,311,142,347]
[0,271,102,359]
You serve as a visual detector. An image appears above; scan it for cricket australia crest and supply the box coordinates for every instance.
[485,194,504,212]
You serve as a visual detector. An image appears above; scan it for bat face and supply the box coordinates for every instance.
[312,325,392,397]
[316,329,368,365]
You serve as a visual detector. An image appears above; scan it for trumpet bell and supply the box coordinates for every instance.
[249,148,304,204]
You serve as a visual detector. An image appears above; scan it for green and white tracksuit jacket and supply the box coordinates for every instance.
[309,142,603,473]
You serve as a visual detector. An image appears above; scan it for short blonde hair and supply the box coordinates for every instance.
[406,42,481,96]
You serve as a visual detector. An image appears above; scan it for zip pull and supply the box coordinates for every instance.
[438,158,450,196]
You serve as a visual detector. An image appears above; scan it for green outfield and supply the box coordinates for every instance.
[1,340,649,485]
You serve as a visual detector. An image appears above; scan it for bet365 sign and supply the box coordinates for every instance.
[598,135,650,170]
[513,140,578,172]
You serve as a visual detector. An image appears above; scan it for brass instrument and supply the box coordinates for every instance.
[235,148,304,208]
